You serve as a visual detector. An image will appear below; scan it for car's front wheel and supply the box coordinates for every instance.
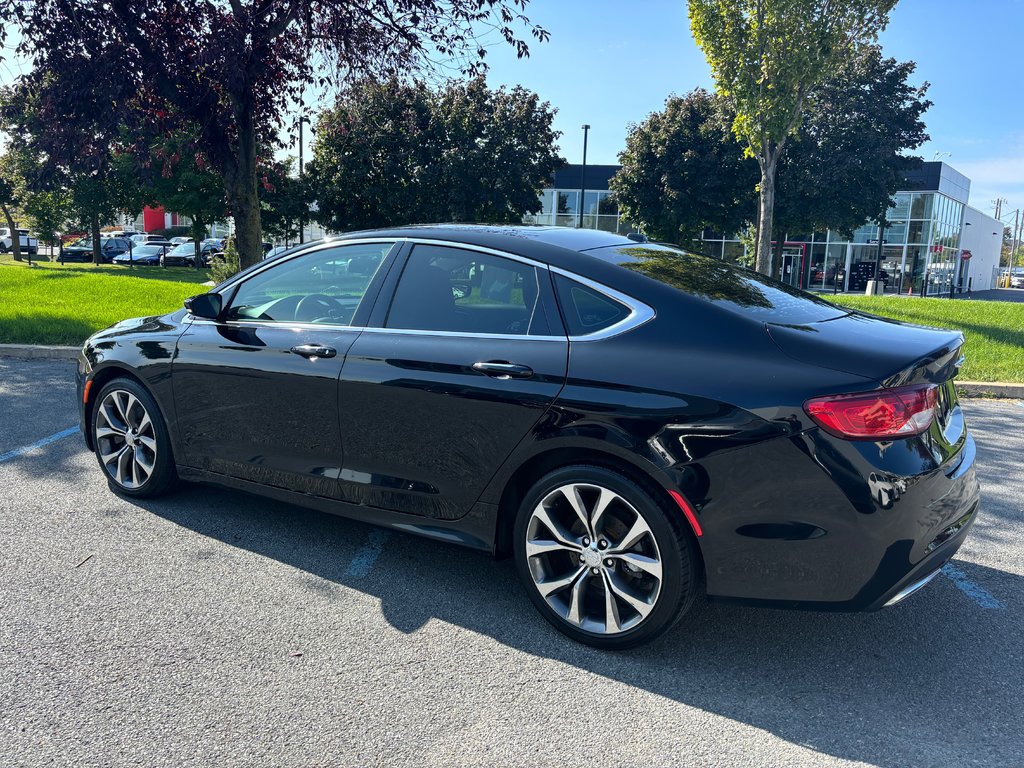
[92,378,177,498]
[513,465,700,649]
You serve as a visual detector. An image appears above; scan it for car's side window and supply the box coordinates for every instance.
[553,274,631,336]
[385,244,547,336]
[224,242,394,326]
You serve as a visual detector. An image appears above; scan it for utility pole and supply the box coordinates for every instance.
[298,116,306,244]
[1010,209,1021,286]
[578,124,590,229]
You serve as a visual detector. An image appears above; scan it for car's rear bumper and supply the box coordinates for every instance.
[696,424,980,611]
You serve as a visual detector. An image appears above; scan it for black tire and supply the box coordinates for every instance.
[91,377,178,498]
[513,464,700,649]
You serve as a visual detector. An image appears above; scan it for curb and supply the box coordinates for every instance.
[956,381,1024,399]
[0,344,80,361]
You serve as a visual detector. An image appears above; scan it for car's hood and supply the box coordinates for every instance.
[88,309,189,345]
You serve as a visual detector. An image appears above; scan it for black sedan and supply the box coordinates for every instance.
[161,241,219,267]
[60,237,133,263]
[75,226,980,648]
[111,244,168,266]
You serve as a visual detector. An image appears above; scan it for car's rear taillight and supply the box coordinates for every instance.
[804,384,939,440]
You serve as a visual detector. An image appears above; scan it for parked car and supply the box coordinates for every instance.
[170,237,192,245]
[76,225,980,649]
[104,230,140,239]
[111,244,169,266]
[60,237,133,263]
[0,227,39,256]
[161,241,221,267]
[130,234,173,246]
[1008,268,1024,289]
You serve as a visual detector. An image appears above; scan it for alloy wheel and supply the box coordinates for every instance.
[525,482,663,635]
[95,389,158,489]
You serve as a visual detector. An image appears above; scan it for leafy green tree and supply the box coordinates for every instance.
[147,131,227,267]
[774,46,931,243]
[308,76,563,231]
[689,0,896,275]
[260,158,311,244]
[0,150,29,260]
[610,89,758,245]
[2,1,547,270]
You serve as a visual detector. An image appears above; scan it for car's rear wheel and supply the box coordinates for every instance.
[513,465,700,649]
[92,378,177,498]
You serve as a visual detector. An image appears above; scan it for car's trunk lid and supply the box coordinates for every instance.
[766,311,964,388]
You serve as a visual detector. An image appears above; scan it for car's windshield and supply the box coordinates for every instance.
[71,238,92,247]
[168,243,197,256]
[588,243,850,324]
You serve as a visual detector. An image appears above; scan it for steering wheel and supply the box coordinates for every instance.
[295,293,344,322]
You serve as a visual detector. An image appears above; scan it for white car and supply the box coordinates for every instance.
[0,227,39,256]
[1009,269,1024,289]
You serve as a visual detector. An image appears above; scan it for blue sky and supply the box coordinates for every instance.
[482,0,1024,223]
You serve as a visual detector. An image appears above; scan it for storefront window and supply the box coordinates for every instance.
[910,193,934,219]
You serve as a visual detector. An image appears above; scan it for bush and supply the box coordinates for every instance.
[209,236,240,283]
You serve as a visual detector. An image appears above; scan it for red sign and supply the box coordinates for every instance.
[961,250,972,260]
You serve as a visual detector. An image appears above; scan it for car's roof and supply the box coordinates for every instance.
[334,224,644,255]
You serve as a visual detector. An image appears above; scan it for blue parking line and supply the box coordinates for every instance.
[941,562,1004,609]
[345,529,390,578]
[0,427,78,464]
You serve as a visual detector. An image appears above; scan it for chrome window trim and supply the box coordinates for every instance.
[358,326,564,342]
[190,236,655,342]
[549,266,656,342]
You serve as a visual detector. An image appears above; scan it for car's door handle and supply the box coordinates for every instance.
[472,361,534,379]
[290,344,337,359]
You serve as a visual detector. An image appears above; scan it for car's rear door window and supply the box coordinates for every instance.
[553,275,632,336]
[385,244,550,336]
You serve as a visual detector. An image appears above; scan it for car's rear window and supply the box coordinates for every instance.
[587,243,848,324]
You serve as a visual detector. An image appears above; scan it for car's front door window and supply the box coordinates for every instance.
[225,242,394,325]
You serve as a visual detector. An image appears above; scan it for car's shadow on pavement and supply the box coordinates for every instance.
[137,481,1020,768]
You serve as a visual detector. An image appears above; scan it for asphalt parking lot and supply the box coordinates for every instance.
[1,358,1022,768]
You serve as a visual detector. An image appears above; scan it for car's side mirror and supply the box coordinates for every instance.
[184,292,222,319]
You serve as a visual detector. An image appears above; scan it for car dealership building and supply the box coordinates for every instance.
[526,161,1004,294]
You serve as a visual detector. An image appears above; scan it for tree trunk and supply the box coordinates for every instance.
[193,217,204,269]
[755,153,777,276]
[2,203,22,261]
[91,212,102,265]
[225,104,263,271]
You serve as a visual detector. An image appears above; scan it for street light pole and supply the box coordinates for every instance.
[298,116,306,244]
[578,124,590,229]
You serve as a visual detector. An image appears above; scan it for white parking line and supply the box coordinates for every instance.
[941,562,1005,609]
[0,427,79,464]
[345,529,390,578]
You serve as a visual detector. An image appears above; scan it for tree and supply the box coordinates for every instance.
[610,89,758,245]
[2,2,548,270]
[773,46,930,243]
[689,0,896,275]
[307,76,563,231]
[260,158,312,244]
[147,131,227,267]
[0,149,28,260]
[1,79,143,264]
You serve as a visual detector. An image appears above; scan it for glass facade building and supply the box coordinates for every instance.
[703,187,967,296]
[523,164,630,234]
[529,161,987,296]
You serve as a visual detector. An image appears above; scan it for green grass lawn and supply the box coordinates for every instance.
[0,256,211,345]
[833,295,1024,383]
